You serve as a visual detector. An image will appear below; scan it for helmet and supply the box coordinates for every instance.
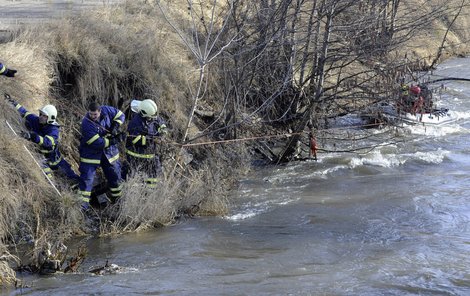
[139,99,158,119]
[39,105,58,124]
[410,85,421,95]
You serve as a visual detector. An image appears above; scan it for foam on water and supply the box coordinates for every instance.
[226,181,303,220]
[226,210,260,221]
[407,149,449,164]
[403,121,465,137]
[348,147,449,168]
[349,150,403,168]
[225,195,300,221]
[288,146,450,183]
[453,109,470,120]
[308,165,349,177]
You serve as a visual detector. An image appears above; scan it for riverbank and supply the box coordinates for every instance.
[9,57,470,294]
[1,0,470,288]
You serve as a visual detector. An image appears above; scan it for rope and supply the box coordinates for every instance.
[178,121,384,148]
[423,77,470,85]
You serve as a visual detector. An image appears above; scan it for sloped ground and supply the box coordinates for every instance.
[0,0,470,287]
[0,1,250,285]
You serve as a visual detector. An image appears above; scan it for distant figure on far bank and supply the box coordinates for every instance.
[398,83,433,114]
[124,99,168,188]
[0,62,17,77]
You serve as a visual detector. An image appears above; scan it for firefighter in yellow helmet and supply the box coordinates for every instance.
[123,99,168,187]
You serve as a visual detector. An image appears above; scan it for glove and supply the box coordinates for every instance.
[3,68,17,78]
[20,131,32,141]
[108,137,118,146]
[108,133,124,146]
[21,131,38,142]
[110,121,121,136]
[4,93,17,106]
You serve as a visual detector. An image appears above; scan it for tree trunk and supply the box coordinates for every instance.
[277,2,334,163]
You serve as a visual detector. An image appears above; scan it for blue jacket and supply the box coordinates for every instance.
[79,105,125,164]
[0,63,7,75]
[125,113,167,159]
[14,103,62,164]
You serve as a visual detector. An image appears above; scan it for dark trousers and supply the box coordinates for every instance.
[78,154,122,203]
[123,155,162,187]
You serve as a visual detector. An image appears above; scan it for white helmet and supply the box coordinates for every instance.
[39,105,58,124]
[139,99,158,119]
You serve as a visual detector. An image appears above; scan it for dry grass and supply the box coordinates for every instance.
[391,0,470,66]
[0,2,248,278]
[99,142,250,235]
[0,106,84,274]
[0,0,467,286]
[43,2,194,138]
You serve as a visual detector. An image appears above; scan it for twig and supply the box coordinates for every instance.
[429,0,465,69]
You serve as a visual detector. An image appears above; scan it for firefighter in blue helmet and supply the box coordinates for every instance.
[78,102,125,209]
[0,62,17,77]
[123,99,168,187]
[5,94,79,182]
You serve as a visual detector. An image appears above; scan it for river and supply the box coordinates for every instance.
[7,58,470,295]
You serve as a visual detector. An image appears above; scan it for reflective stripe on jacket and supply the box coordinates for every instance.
[125,113,167,158]
[0,63,6,74]
[79,105,125,163]
[15,104,62,163]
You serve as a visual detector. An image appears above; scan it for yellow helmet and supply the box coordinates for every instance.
[39,105,58,124]
[139,99,158,119]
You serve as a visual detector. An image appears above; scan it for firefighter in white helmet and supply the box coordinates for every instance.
[124,99,168,187]
[5,94,79,182]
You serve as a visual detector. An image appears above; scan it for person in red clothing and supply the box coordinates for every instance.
[398,84,423,113]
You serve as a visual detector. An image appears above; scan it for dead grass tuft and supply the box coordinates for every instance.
[106,173,178,233]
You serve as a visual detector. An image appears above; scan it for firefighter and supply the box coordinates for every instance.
[398,84,422,113]
[397,83,410,112]
[123,99,168,188]
[78,102,125,209]
[419,84,433,112]
[5,94,79,182]
[0,62,17,77]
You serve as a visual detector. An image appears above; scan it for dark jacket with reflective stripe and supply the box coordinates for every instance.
[79,105,125,164]
[125,113,167,158]
[15,104,62,164]
[0,63,7,75]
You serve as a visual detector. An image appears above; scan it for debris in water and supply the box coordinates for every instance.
[89,260,122,275]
